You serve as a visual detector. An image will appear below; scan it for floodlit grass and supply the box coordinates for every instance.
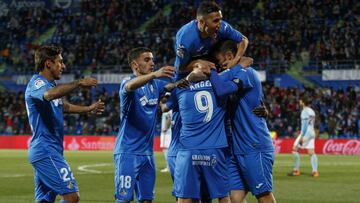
[0,150,359,203]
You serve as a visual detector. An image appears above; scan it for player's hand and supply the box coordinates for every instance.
[299,137,303,146]
[193,60,216,75]
[238,57,254,68]
[252,105,269,118]
[89,99,105,115]
[186,68,208,83]
[175,78,190,88]
[222,58,239,69]
[78,77,98,87]
[153,66,175,78]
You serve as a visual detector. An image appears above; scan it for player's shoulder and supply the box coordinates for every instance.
[120,75,134,86]
[176,20,198,47]
[27,75,48,91]
[306,107,316,115]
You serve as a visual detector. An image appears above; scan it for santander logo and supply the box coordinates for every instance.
[68,138,80,151]
[323,140,360,155]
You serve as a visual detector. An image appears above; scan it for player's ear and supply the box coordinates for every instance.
[45,59,52,69]
[197,16,205,26]
[225,50,234,61]
[131,61,138,71]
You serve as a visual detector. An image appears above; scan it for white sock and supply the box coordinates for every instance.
[311,154,318,172]
[293,151,300,170]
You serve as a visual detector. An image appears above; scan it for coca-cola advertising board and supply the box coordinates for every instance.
[0,136,359,155]
[273,139,360,155]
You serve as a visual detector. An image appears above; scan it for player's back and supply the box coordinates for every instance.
[230,68,273,154]
[25,74,64,162]
[175,80,228,150]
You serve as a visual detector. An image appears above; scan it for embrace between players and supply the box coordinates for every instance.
[25,2,276,203]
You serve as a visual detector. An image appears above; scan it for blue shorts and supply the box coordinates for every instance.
[31,154,78,202]
[114,154,155,202]
[228,154,246,191]
[167,155,177,182]
[234,151,274,196]
[173,148,230,199]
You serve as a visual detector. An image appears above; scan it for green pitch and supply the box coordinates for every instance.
[0,150,359,203]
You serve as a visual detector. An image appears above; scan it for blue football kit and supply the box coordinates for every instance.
[210,65,274,196]
[210,66,275,196]
[114,75,167,202]
[174,20,243,77]
[25,74,78,202]
[171,80,230,199]
[165,94,181,182]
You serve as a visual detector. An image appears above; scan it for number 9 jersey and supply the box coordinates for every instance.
[172,80,228,150]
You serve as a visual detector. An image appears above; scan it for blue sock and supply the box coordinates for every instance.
[311,154,318,172]
[293,151,300,170]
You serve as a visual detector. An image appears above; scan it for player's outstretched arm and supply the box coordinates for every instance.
[125,66,175,92]
[44,77,98,101]
[62,99,105,114]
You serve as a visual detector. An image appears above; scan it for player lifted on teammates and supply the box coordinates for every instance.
[174,1,248,75]
[25,45,105,203]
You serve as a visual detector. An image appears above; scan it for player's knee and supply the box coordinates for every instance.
[230,190,247,203]
[139,200,152,203]
[256,192,275,203]
[308,149,315,155]
[62,192,80,203]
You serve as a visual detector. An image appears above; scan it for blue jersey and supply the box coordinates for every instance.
[173,80,228,149]
[114,76,167,155]
[25,74,64,163]
[220,66,274,154]
[165,93,181,156]
[175,20,243,73]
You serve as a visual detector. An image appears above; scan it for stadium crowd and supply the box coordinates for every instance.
[1,85,359,138]
[0,0,359,74]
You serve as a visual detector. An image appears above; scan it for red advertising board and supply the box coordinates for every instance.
[273,138,360,155]
[0,136,161,151]
[0,136,359,155]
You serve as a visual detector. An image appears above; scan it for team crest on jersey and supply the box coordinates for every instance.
[120,188,127,196]
[67,181,74,189]
[34,79,45,89]
[211,154,217,168]
[176,45,185,58]
[52,98,62,107]
[150,84,154,93]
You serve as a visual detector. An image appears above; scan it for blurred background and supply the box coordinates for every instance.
[0,0,359,139]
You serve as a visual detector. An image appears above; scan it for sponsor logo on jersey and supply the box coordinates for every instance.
[255,183,263,189]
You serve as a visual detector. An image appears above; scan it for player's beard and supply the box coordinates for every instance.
[205,26,217,39]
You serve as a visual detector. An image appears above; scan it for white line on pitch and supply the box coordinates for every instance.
[77,163,112,174]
